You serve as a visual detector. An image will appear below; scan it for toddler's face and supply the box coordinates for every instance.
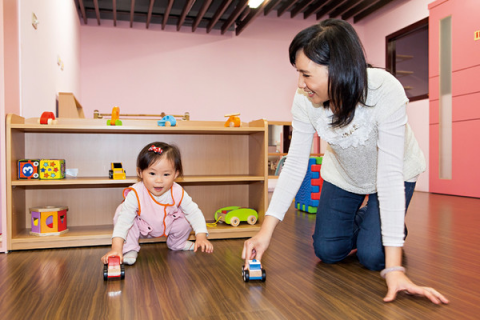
[139,157,179,197]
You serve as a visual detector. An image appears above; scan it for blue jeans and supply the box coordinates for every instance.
[312,180,416,271]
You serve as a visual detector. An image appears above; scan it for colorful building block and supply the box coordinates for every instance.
[30,206,68,236]
[295,157,323,213]
[39,159,66,180]
[18,159,40,179]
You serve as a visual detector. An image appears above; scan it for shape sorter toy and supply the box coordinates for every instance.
[295,157,323,214]
[29,206,68,236]
[18,159,40,179]
[39,159,66,180]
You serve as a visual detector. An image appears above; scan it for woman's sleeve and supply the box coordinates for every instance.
[112,191,138,240]
[266,118,315,221]
[377,104,408,247]
[180,191,209,235]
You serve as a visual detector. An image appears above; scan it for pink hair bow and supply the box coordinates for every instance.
[148,145,163,154]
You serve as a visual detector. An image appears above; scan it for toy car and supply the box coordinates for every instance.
[158,115,177,127]
[242,259,266,282]
[103,255,125,281]
[109,162,126,180]
[214,206,258,227]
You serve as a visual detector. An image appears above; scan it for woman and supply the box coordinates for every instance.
[243,19,448,304]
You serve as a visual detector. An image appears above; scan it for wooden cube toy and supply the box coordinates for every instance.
[39,159,66,180]
[30,206,68,236]
[18,159,40,179]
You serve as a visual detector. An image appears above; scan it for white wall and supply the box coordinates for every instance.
[19,0,80,118]
[359,0,434,192]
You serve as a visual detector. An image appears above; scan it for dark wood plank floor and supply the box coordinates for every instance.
[0,191,479,319]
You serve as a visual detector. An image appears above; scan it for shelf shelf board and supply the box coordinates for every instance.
[11,175,266,187]
[9,223,261,250]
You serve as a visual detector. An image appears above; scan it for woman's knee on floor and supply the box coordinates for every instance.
[313,238,353,264]
[356,247,385,271]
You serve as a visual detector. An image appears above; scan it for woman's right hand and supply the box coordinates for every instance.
[242,215,280,266]
[101,250,123,264]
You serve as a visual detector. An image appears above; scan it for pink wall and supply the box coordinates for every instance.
[0,0,6,251]
[80,14,323,122]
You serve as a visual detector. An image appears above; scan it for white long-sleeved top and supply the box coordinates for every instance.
[267,68,426,247]
[112,186,208,240]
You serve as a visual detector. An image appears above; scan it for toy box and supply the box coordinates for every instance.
[18,159,40,179]
[39,159,66,180]
[30,206,68,236]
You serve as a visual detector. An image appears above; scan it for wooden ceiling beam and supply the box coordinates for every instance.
[129,0,135,28]
[353,0,396,23]
[303,0,328,19]
[236,0,271,35]
[291,0,315,19]
[193,0,213,32]
[162,0,174,30]
[93,0,101,25]
[328,0,357,18]
[146,0,155,29]
[221,0,248,35]
[264,0,282,16]
[316,0,347,20]
[178,0,197,31]
[341,0,380,21]
[77,0,88,24]
[206,0,232,33]
[277,0,300,17]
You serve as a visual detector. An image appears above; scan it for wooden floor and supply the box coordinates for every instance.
[0,191,479,319]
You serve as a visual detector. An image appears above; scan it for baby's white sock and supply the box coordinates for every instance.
[183,241,195,251]
[123,250,138,265]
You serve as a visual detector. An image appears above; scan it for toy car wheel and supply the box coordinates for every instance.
[247,215,257,225]
[230,217,240,227]
[243,270,250,282]
[120,264,125,280]
[109,170,113,179]
[103,264,108,281]
[261,269,266,282]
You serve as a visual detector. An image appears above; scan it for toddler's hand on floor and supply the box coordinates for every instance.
[101,250,123,264]
[194,233,213,253]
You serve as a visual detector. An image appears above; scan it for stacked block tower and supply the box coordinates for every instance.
[295,157,323,213]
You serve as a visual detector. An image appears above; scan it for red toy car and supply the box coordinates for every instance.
[103,255,125,281]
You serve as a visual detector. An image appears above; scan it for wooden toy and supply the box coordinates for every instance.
[104,256,125,281]
[224,113,241,127]
[39,159,66,180]
[109,162,126,180]
[29,206,68,236]
[107,106,122,126]
[242,259,266,282]
[214,206,258,227]
[39,111,56,125]
[18,159,40,179]
[158,115,177,127]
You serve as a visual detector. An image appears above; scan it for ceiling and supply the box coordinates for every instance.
[74,0,399,36]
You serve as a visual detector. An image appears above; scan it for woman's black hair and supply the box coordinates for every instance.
[137,142,183,178]
[289,18,369,127]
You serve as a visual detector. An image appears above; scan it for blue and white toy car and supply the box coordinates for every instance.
[242,259,266,282]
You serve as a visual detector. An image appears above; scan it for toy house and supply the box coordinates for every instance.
[29,206,68,236]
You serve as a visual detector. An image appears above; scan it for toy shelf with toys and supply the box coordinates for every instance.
[6,114,268,251]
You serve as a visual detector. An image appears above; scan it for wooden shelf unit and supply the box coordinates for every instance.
[6,114,268,251]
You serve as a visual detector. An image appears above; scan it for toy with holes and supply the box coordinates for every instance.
[39,111,56,125]
[242,259,266,282]
[39,159,66,180]
[104,255,125,281]
[295,156,323,214]
[224,113,241,127]
[214,206,258,227]
[18,159,40,180]
[107,106,122,126]
[29,206,68,236]
[158,115,177,127]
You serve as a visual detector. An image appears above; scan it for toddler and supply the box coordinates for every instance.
[102,142,213,265]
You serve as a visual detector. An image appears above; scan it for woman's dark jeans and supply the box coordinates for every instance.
[312,180,416,271]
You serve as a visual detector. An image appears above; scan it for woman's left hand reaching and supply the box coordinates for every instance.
[383,271,449,304]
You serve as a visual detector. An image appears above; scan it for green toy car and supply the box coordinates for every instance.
[214,206,258,227]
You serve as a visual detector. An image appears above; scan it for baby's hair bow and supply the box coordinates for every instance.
[148,145,163,154]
